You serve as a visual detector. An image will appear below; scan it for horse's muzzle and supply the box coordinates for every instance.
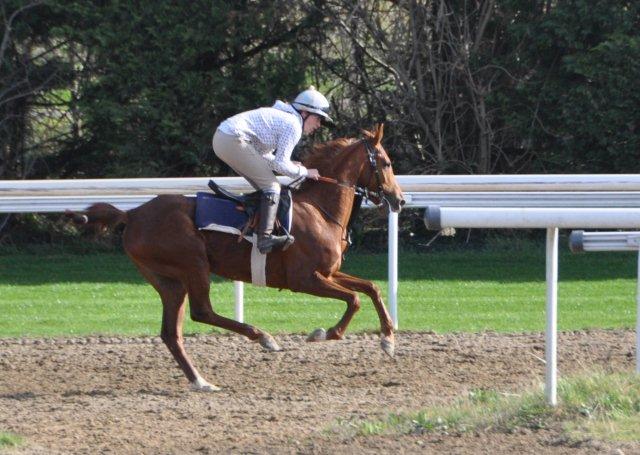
[384,193,405,213]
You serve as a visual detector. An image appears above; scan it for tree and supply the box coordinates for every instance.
[313,0,519,174]
[0,0,72,235]
[51,0,327,178]
[314,0,640,175]
[1,0,59,180]
[498,0,640,172]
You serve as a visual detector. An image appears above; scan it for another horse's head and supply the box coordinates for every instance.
[357,124,405,213]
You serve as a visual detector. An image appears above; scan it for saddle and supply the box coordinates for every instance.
[207,180,262,218]
[195,180,293,239]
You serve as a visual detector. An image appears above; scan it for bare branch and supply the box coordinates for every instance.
[0,0,43,65]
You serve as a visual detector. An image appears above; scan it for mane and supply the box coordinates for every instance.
[302,137,359,170]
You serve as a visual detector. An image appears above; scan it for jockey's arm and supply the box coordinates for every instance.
[270,124,308,178]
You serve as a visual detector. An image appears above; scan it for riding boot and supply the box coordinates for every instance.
[256,192,294,254]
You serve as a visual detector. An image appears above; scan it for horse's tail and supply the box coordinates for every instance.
[65,203,128,230]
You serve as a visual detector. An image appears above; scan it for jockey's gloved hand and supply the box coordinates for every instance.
[307,169,320,180]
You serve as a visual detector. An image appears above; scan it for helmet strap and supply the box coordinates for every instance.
[299,110,311,126]
[292,105,307,122]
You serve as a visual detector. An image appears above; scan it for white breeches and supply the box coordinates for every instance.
[212,129,280,193]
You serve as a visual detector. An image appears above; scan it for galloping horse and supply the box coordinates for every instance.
[68,124,405,391]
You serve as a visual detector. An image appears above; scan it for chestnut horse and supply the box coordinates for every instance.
[68,124,404,391]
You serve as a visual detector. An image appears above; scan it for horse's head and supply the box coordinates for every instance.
[357,124,405,213]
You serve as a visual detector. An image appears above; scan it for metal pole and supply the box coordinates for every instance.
[545,227,559,406]
[389,211,399,330]
[234,281,244,323]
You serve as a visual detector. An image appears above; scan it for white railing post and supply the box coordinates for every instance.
[234,281,244,323]
[388,210,399,330]
[545,227,559,406]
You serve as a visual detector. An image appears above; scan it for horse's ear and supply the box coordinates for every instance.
[373,123,384,145]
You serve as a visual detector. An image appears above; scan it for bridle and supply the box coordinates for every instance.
[288,139,387,254]
[297,138,385,205]
[361,139,385,203]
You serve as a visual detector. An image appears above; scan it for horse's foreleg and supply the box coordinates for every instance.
[297,271,361,341]
[331,271,395,357]
[134,263,219,391]
[185,270,282,352]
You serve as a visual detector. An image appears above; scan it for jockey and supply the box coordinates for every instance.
[212,86,332,254]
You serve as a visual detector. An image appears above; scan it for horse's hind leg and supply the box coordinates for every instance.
[134,263,220,392]
[185,268,282,352]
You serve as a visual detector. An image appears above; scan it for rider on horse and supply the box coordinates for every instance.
[212,86,332,254]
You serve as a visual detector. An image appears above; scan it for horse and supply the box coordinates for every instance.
[67,124,405,392]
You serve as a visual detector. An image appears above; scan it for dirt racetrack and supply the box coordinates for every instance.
[0,329,637,454]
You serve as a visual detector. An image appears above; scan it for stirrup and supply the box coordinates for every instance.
[257,234,295,254]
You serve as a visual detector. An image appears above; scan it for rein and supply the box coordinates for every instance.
[315,139,385,204]
[316,175,347,186]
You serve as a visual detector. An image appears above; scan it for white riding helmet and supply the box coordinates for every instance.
[292,86,333,122]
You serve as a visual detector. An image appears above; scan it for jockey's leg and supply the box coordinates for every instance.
[257,190,294,254]
[212,130,294,253]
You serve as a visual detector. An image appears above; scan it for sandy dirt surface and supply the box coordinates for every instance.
[0,329,637,454]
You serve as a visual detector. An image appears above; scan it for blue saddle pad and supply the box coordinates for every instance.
[195,192,248,234]
[195,190,294,236]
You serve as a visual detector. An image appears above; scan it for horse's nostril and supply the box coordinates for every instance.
[400,199,406,206]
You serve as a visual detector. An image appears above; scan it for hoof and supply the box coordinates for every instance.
[190,378,221,392]
[258,333,282,352]
[306,328,327,342]
[380,335,395,358]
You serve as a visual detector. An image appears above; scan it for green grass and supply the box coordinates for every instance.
[342,372,640,442]
[0,247,637,338]
[0,431,24,448]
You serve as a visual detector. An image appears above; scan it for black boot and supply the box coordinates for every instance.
[256,192,294,254]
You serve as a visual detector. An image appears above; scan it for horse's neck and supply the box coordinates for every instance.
[296,182,355,229]
[295,145,365,228]
[323,145,365,186]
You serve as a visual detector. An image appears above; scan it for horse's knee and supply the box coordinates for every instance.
[369,283,382,300]
[349,295,361,311]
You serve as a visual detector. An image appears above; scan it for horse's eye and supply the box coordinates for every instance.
[383,161,391,168]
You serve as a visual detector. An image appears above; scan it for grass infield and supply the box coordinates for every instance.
[341,371,640,442]
[0,248,637,338]
[0,431,23,448]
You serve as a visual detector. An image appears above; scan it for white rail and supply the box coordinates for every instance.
[425,207,640,229]
[424,202,640,406]
[569,230,640,253]
[6,174,640,212]
[6,174,640,195]
[569,230,640,374]
[5,174,640,405]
